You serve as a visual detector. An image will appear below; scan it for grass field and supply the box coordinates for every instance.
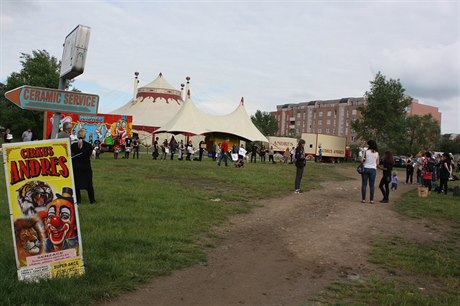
[315,179,460,305]
[0,153,345,305]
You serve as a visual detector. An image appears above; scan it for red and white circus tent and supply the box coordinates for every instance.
[111,72,184,134]
[112,72,267,144]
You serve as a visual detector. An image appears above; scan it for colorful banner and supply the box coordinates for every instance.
[44,112,132,148]
[2,139,84,282]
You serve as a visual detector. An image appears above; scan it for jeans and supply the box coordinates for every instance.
[294,166,304,190]
[361,168,377,201]
[217,151,228,166]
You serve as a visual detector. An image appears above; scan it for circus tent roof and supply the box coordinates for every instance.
[156,92,268,142]
[111,73,183,129]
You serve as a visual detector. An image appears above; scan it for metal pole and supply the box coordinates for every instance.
[50,78,67,138]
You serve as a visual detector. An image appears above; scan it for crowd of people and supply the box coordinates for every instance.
[359,140,457,204]
[406,150,456,195]
[3,128,460,200]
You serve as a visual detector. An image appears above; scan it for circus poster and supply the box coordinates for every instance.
[2,139,84,282]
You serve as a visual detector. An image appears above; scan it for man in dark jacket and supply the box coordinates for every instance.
[294,139,306,194]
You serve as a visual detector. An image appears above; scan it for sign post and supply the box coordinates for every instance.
[4,86,99,114]
[51,25,91,138]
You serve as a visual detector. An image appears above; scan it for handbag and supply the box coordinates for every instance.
[357,163,364,174]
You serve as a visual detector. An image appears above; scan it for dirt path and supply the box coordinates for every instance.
[104,167,445,306]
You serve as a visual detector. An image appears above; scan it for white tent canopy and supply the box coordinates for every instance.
[156,93,268,142]
[111,73,183,128]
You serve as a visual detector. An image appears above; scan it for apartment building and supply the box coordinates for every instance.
[271,97,441,146]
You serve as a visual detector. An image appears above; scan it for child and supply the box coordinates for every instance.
[391,171,398,191]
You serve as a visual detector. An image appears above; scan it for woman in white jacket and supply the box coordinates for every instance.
[361,140,379,204]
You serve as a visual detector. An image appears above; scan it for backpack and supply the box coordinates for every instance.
[426,160,435,172]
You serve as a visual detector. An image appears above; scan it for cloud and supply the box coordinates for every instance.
[372,42,460,100]
[1,1,459,134]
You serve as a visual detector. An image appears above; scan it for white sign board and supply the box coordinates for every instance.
[60,25,91,79]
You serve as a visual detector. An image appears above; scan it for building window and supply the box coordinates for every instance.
[351,136,355,142]
[318,128,322,133]
[352,109,357,115]
[327,111,331,117]
[318,119,322,125]
[326,119,331,125]
[297,113,301,118]
[326,128,330,134]
[319,111,323,117]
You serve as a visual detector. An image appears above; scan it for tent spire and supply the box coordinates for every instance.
[241,97,244,106]
[185,76,191,101]
[133,72,139,101]
[180,83,185,101]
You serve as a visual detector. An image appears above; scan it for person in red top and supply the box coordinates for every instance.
[218,138,229,166]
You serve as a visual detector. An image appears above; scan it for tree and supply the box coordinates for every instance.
[439,134,460,154]
[0,50,67,140]
[352,72,412,153]
[250,110,279,136]
[405,114,440,154]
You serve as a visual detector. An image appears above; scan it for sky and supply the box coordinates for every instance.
[1,0,459,134]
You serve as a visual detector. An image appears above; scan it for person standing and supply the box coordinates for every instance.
[250,143,258,163]
[153,137,159,160]
[57,122,72,139]
[438,152,453,195]
[169,136,177,160]
[93,136,102,159]
[177,140,184,160]
[211,142,217,161]
[378,151,394,203]
[259,145,266,163]
[3,128,13,143]
[294,139,306,194]
[405,153,414,184]
[218,138,229,166]
[391,171,398,191]
[422,151,434,191]
[161,139,168,160]
[186,141,194,161]
[132,136,140,159]
[71,129,96,204]
[198,140,205,161]
[124,135,132,159]
[268,146,275,164]
[22,128,33,142]
[361,140,379,204]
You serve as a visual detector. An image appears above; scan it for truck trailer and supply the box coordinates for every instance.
[301,133,347,162]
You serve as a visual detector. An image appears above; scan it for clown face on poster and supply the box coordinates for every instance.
[2,138,84,282]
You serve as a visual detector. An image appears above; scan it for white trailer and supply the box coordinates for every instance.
[301,133,346,162]
[266,136,298,152]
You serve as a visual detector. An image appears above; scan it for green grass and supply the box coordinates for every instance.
[395,180,460,223]
[0,153,346,305]
[312,174,460,306]
[314,277,460,306]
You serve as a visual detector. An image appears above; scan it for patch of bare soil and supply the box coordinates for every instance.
[103,167,446,306]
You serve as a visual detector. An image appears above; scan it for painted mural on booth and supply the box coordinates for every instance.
[45,112,132,149]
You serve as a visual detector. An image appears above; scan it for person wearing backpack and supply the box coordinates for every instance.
[422,151,435,191]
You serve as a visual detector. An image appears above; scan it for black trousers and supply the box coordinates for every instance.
[294,166,304,190]
[379,175,391,201]
[439,178,448,194]
[76,185,95,203]
[406,167,413,183]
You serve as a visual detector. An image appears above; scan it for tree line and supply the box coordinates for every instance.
[0,50,457,155]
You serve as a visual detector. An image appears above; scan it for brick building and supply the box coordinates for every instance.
[271,98,441,146]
